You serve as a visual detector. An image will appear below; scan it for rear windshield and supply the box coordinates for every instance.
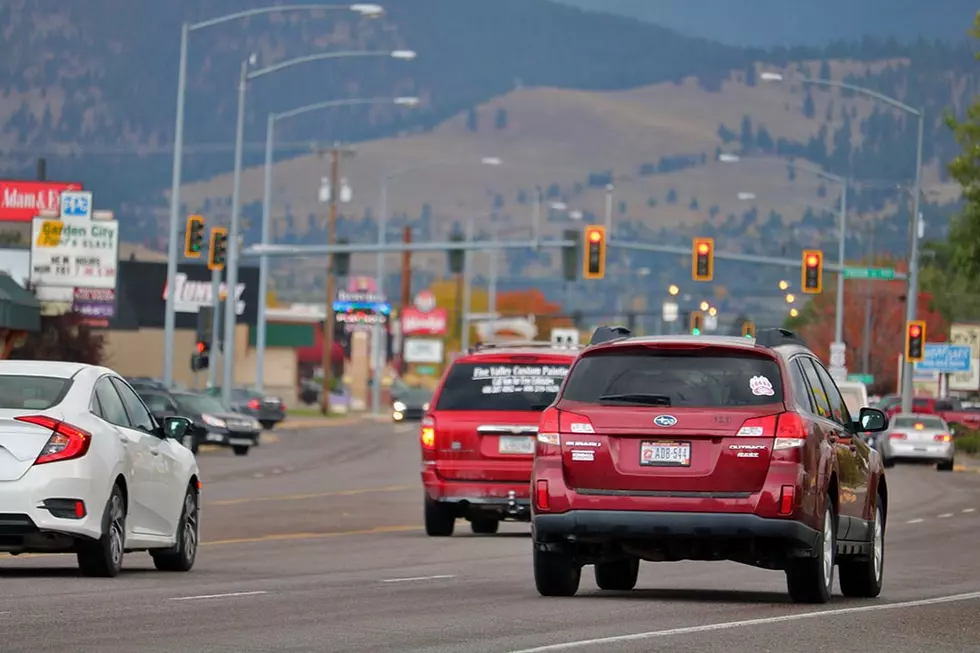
[561,350,784,407]
[434,362,571,411]
[0,375,72,410]
[838,387,866,415]
[893,416,945,430]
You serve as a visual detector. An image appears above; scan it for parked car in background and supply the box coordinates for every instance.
[392,386,432,422]
[171,391,262,455]
[206,387,286,430]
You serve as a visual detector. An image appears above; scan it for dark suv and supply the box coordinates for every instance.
[531,326,889,604]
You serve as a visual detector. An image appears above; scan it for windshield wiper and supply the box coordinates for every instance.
[598,393,672,406]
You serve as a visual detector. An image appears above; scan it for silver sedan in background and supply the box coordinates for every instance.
[877,413,955,471]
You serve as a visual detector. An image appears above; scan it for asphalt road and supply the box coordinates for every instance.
[3,420,980,652]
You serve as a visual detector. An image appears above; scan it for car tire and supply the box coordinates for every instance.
[785,493,835,604]
[470,517,499,535]
[151,485,199,572]
[424,496,455,537]
[838,497,884,598]
[77,484,126,578]
[594,556,640,591]
[260,420,276,430]
[232,445,250,456]
[882,456,895,469]
[937,458,954,472]
[533,546,581,597]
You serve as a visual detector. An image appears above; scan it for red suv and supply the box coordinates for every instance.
[421,342,580,536]
[531,326,890,603]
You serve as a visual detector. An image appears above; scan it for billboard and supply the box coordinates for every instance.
[30,218,119,290]
[0,181,83,222]
[949,322,980,392]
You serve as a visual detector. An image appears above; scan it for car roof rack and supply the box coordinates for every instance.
[588,325,632,346]
[468,340,582,354]
[754,327,808,349]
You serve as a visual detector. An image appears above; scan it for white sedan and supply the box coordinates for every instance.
[0,360,200,576]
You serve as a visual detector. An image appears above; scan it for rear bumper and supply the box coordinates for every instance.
[882,440,953,461]
[422,466,531,518]
[533,510,819,549]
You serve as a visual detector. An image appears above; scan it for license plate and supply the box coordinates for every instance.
[499,436,535,455]
[228,438,253,446]
[640,441,691,467]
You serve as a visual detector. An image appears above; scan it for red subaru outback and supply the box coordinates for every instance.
[421,342,579,536]
[531,326,889,603]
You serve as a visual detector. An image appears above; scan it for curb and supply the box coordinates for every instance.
[954,463,980,474]
[276,414,391,431]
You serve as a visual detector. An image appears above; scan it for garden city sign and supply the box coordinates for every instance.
[161,273,246,315]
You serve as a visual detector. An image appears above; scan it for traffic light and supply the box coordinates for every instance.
[448,231,465,275]
[562,229,581,282]
[741,321,755,338]
[208,227,227,271]
[583,225,606,280]
[905,320,926,362]
[802,249,823,293]
[184,215,205,258]
[690,311,704,335]
[692,237,714,281]
[332,237,350,276]
[191,340,210,371]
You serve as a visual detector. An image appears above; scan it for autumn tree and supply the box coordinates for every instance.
[8,310,106,365]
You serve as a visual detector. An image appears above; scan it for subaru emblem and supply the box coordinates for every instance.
[653,414,677,427]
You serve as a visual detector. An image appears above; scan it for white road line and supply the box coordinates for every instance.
[169,591,268,601]
[963,508,976,513]
[0,611,10,616]
[382,574,456,583]
[906,518,925,524]
[938,513,954,518]
[507,591,980,653]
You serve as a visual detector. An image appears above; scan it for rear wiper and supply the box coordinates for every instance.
[598,393,672,406]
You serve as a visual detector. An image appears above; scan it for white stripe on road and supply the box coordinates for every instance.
[963,508,976,513]
[938,513,954,518]
[382,574,456,583]
[906,518,924,524]
[170,591,268,601]
[507,591,980,652]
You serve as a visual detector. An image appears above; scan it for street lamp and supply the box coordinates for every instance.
[221,48,417,405]
[786,293,796,304]
[699,301,710,311]
[668,284,679,296]
[790,308,799,318]
[254,96,420,392]
[779,280,789,291]
[708,307,717,317]
[760,70,925,413]
[163,3,384,388]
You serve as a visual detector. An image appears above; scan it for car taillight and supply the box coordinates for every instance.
[248,399,261,410]
[535,480,550,510]
[536,406,561,456]
[778,485,795,515]
[934,433,952,442]
[771,411,806,462]
[736,413,779,437]
[420,417,436,450]
[279,402,286,412]
[15,415,92,465]
[889,433,906,440]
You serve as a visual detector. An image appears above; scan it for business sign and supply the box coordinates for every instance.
[162,272,246,315]
[72,287,116,319]
[402,306,448,336]
[29,218,119,289]
[0,180,83,222]
[59,190,93,221]
[914,343,972,373]
[404,338,444,364]
[949,323,980,391]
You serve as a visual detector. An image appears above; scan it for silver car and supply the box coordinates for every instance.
[878,413,955,471]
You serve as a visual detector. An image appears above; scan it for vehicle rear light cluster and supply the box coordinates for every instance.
[420,416,436,450]
[535,407,595,457]
[535,480,550,510]
[15,415,92,465]
[778,485,795,515]
[889,433,906,440]
[771,412,806,462]
[934,433,952,442]
[248,399,261,410]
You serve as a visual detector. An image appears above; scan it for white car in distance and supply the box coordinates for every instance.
[0,361,201,576]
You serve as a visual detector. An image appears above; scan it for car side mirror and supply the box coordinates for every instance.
[856,407,887,433]
[162,416,192,440]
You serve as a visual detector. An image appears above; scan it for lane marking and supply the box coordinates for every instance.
[208,484,412,507]
[964,508,976,513]
[382,574,456,583]
[507,590,980,652]
[906,518,924,524]
[170,591,267,601]
[938,513,954,518]
[202,524,419,546]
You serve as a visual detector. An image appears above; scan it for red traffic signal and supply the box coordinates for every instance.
[802,249,823,293]
[906,321,926,362]
[195,341,208,354]
[692,237,714,281]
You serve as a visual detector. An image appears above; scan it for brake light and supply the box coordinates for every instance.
[248,399,261,410]
[934,433,952,442]
[420,417,436,450]
[889,433,906,440]
[536,406,561,455]
[772,411,806,462]
[535,480,550,510]
[16,415,92,465]
[736,414,778,437]
[778,485,795,515]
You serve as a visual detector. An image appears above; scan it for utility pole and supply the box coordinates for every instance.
[320,147,341,416]
[399,225,412,376]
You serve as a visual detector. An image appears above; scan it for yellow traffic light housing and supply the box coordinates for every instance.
[184,215,205,258]
[905,320,926,362]
[741,321,755,338]
[208,227,228,271]
[802,249,823,293]
[692,237,714,281]
[583,225,606,280]
[690,311,704,335]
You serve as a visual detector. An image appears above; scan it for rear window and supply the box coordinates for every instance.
[0,375,72,410]
[561,349,784,407]
[893,416,945,430]
[434,362,571,411]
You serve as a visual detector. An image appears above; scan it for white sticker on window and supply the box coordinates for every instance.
[749,375,775,396]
